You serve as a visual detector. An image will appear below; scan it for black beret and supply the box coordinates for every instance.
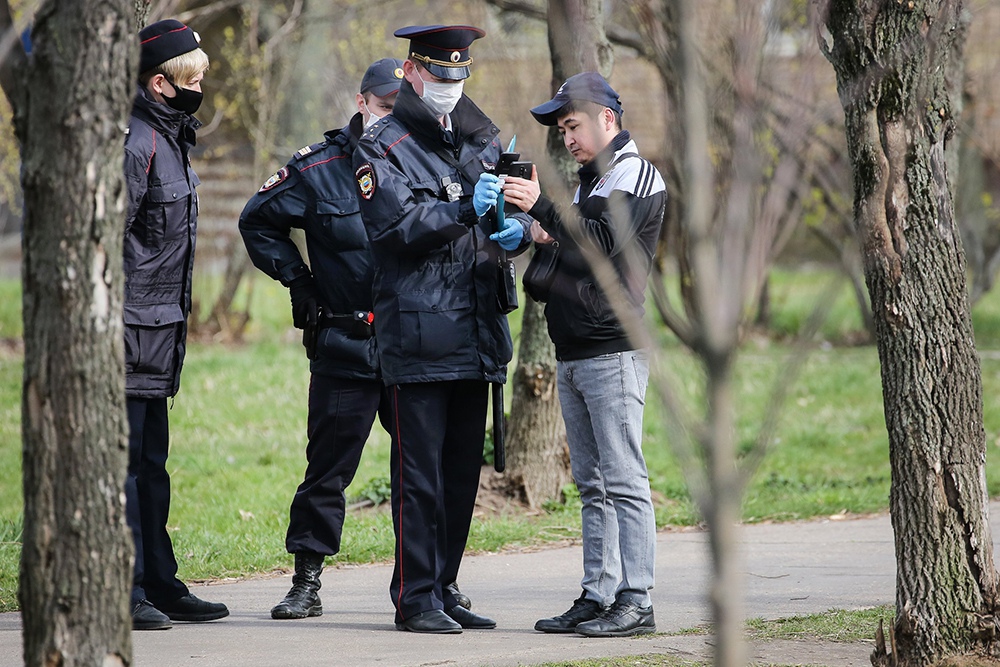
[139,19,200,75]
[393,25,485,80]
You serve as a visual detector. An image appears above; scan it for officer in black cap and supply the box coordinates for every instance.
[126,19,228,630]
[353,25,531,634]
[239,59,407,621]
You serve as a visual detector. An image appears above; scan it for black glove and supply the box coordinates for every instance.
[288,275,320,330]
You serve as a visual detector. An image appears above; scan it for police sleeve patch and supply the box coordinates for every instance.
[259,167,289,193]
[356,163,376,200]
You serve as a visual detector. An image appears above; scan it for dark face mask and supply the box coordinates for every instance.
[163,78,203,115]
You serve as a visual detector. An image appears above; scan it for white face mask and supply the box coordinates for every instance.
[362,100,383,129]
[418,70,464,117]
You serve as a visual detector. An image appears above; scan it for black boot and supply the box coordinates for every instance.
[445,582,472,610]
[271,552,324,619]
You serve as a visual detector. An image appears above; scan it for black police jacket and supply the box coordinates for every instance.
[353,82,530,385]
[527,131,666,361]
[123,86,201,398]
[239,114,379,380]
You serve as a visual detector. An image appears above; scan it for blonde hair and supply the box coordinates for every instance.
[140,48,209,85]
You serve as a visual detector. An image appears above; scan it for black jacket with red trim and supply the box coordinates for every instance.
[122,86,201,398]
[527,131,666,361]
[352,81,530,386]
[238,114,379,380]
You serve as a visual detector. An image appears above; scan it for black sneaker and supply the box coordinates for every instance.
[534,593,603,633]
[575,599,655,637]
[132,599,172,631]
[155,593,229,622]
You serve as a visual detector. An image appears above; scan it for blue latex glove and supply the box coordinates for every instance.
[473,172,501,216]
[490,218,524,251]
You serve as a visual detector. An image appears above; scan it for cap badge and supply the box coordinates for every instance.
[394,67,404,79]
[356,164,376,200]
[450,51,462,63]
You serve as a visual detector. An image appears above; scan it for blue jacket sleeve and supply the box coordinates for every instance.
[123,149,149,238]
[238,169,312,285]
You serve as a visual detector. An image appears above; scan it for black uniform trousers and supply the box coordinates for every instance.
[387,380,488,622]
[125,397,188,606]
[286,374,390,554]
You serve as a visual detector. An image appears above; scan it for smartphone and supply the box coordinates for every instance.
[506,161,533,179]
[495,152,520,175]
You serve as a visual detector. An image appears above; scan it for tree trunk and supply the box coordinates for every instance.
[822,1,999,663]
[504,0,612,508]
[0,1,135,665]
[132,0,151,30]
[505,298,569,506]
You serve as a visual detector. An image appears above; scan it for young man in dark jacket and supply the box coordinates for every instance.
[353,25,530,634]
[504,72,666,638]
[124,19,227,630]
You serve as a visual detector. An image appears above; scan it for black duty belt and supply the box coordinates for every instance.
[320,310,375,339]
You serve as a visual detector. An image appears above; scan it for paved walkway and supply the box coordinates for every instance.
[3,503,961,667]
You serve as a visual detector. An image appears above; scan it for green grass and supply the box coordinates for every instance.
[5,269,1000,614]
[675,604,894,643]
[0,279,20,340]
[744,605,895,642]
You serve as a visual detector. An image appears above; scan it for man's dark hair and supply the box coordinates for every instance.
[561,99,622,131]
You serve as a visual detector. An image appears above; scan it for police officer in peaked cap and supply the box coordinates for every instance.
[239,58,465,621]
[353,25,531,634]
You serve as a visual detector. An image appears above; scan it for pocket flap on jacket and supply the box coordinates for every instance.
[317,197,360,216]
[398,289,471,313]
[124,303,185,327]
[147,181,192,204]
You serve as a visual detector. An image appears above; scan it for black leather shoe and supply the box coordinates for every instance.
[445,581,472,610]
[446,605,496,629]
[394,609,463,634]
[132,599,172,631]
[155,594,229,622]
[534,594,603,633]
[575,599,655,637]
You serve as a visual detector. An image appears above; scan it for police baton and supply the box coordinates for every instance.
[491,382,505,473]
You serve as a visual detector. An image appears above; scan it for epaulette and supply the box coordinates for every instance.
[292,141,327,161]
[361,117,394,143]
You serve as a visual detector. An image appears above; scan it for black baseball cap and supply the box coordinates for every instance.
[530,72,623,126]
[393,25,485,80]
[139,19,200,75]
[360,58,405,97]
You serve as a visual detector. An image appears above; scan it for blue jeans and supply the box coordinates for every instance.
[558,350,656,607]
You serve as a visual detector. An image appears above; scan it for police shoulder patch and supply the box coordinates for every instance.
[356,163,376,200]
[259,167,289,193]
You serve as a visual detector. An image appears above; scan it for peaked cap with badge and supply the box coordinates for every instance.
[361,57,405,97]
[394,24,485,80]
